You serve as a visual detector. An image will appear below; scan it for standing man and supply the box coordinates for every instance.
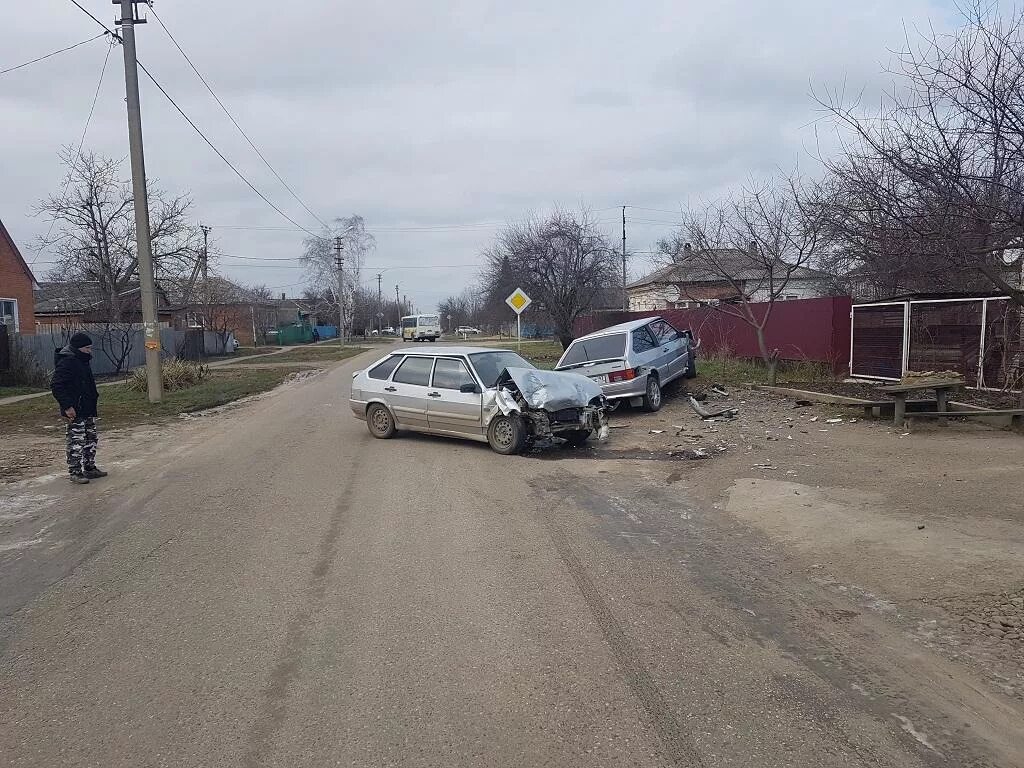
[51,332,107,485]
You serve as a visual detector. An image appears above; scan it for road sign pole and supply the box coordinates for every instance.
[517,313,521,355]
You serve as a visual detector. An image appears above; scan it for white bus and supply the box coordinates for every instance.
[401,314,441,342]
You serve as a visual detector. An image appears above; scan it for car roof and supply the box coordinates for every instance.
[384,345,519,356]
[573,316,659,341]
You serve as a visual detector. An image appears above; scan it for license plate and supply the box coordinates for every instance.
[590,374,609,384]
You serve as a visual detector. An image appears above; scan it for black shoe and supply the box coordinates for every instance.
[84,467,108,479]
[69,474,90,485]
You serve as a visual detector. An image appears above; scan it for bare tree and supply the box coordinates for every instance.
[301,215,375,335]
[36,147,201,318]
[246,285,280,346]
[816,1,1024,305]
[482,209,620,348]
[657,179,824,385]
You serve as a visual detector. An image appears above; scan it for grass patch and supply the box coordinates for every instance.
[0,367,307,433]
[231,346,368,365]
[695,355,835,388]
[0,385,47,398]
[236,346,281,355]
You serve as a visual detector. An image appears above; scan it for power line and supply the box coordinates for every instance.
[211,222,506,232]
[145,2,329,231]
[1,31,108,76]
[65,0,323,240]
[30,36,117,266]
[135,61,321,238]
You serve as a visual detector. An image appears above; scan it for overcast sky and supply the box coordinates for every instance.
[3,0,954,311]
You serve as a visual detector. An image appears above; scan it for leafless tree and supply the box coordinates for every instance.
[816,1,1024,305]
[482,209,620,348]
[657,178,824,385]
[301,215,375,335]
[36,147,201,319]
[246,285,280,346]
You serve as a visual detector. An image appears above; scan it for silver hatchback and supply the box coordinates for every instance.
[349,346,609,454]
[554,317,695,412]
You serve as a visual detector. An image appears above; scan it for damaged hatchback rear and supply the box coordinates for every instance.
[349,346,609,454]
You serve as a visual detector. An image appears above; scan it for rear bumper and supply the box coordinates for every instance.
[599,377,648,401]
[349,398,367,420]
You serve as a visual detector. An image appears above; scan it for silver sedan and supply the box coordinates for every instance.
[349,346,609,454]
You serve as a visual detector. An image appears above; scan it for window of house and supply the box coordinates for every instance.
[0,299,18,332]
[392,356,434,386]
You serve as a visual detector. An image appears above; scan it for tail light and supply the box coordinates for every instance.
[608,368,637,383]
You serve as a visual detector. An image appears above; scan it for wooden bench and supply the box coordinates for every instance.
[878,378,965,426]
[855,399,937,418]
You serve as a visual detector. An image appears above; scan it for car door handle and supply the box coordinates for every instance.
[384,386,397,392]
[427,391,441,398]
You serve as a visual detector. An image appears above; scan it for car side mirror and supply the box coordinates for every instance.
[460,382,480,394]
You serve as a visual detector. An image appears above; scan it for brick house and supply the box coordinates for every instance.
[0,217,36,334]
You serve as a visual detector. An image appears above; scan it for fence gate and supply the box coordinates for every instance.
[179,329,205,360]
[850,304,905,380]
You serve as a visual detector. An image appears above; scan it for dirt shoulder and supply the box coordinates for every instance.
[600,381,1024,702]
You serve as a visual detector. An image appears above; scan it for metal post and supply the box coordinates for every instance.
[977,298,988,388]
[622,205,628,311]
[517,313,521,355]
[901,301,911,377]
[335,236,345,347]
[250,305,257,348]
[117,0,162,402]
[376,273,383,336]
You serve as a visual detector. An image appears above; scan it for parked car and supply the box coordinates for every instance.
[349,346,609,454]
[455,326,481,335]
[382,326,396,335]
[553,317,695,412]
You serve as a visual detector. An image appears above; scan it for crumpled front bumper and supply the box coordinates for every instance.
[483,367,610,441]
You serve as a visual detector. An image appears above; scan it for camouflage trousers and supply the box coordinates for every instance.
[66,417,98,476]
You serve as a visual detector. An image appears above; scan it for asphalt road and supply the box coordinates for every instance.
[0,352,1018,767]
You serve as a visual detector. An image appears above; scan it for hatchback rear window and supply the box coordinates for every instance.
[560,333,627,366]
[368,355,402,380]
[392,356,433,386]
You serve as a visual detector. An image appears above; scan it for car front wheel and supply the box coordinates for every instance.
[366,403,396,439]
[487,414,526,455]
[641,375,662,412]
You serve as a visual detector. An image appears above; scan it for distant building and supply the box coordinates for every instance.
[627,243,833,311]
[0,217,36,334]
[34,281,174,332]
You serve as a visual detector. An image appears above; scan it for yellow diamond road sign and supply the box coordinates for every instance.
[505,288,532,314]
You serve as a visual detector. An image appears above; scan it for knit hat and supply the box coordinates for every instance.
[69,332,93,350]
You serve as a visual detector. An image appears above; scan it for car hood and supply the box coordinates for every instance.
[494,366,604,411]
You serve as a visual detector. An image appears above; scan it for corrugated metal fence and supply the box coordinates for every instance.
[851,297,1023,389]
[575,297,854,373]
[12,326,236,377]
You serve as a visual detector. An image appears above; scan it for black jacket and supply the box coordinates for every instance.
[51,347,99,418]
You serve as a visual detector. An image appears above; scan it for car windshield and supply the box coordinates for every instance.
[559,333,627,367]
[468,351,535,387]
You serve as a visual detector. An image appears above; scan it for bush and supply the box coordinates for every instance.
[127,358,208,392]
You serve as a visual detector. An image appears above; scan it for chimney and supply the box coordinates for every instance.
[281,292,286,300]
[683,243,692,255]
[748,241,758,256]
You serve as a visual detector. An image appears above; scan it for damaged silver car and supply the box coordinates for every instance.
[349,347,609,454]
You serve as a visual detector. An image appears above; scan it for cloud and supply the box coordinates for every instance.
[2,0,953,309]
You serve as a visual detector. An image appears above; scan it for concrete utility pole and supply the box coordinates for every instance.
[376,273,383,335]
[622,205,628,311]
[395,284,400,326]
[335,236,345,347]
[117,0,162,402]
[200,224,211,281]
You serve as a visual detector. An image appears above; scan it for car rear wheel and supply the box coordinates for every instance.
[366,403,396,439]
[641,375,662,412]
[563,429,591,446]
[487,414,526,455]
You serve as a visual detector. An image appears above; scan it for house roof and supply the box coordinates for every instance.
[628,248,829,290]
[34,281,169,314]
[0,217,36,285]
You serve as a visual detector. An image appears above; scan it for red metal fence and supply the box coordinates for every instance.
[574,296,853,373]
